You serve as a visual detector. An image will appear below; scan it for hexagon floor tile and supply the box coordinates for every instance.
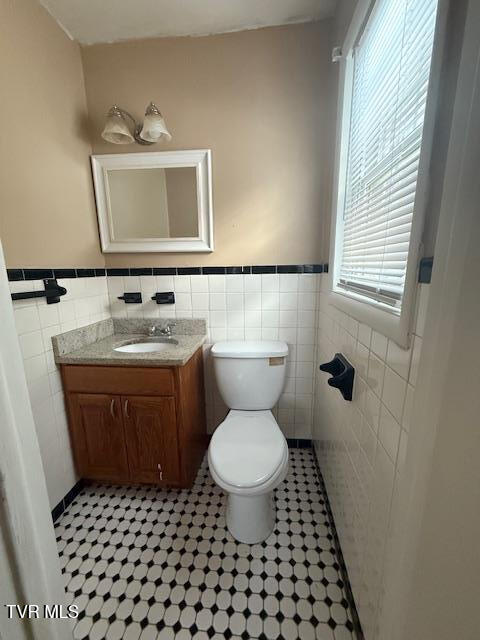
[56,449,357,639]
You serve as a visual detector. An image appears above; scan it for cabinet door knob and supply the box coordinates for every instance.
[124,399,129,418]
[157,463,163,481]
[110,398,115,419]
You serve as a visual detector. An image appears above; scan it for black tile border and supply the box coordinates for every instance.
[311,445,365,640]
[286,438,312,449]
[135,264,325,276]
[201,266,227,274]
[8,264,325,280]
[177,267,201,275]
[75,268,95,278]
[252,265,276,274]
[7,262,434,285]
[54,268,77,279]
[419,256,433,283]
[153,267,176,275]
[51,501,64,523]
[51,479,85,523]
[7,267,110,281]
[6,269,23,281]
[129,267,153,276]
[304,264,324,273]
[276,265,304,274]
[24,268,54,280]
[106,268,129,276]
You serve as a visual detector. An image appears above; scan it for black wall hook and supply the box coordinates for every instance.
[319,353,355,401]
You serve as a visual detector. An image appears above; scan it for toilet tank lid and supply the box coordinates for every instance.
[211,341,288,359]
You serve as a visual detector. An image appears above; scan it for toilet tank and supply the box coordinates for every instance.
[211,341,288,410]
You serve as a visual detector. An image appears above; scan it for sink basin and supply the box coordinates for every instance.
[114,337,179,353]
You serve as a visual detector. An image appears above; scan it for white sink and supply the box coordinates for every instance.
[114,338,178,354]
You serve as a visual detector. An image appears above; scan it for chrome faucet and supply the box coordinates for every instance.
[148,322,176,337]
[148,324,159,337]
[159,322,176,337]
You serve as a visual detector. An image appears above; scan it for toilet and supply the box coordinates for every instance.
[208,341,289,543]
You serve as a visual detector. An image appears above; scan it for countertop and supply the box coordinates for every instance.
[52,318,207,367]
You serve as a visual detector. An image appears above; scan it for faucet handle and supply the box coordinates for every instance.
[148,324,158,336]
[157,321,176,336]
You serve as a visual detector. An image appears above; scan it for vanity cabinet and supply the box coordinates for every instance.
[60,348,206,488]
[68,394,130,481]
[123,396,179,484]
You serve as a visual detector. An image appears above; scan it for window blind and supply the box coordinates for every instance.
[337,0,438,311]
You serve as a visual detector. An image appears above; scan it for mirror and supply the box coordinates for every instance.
[107,167,199,239]
[91,150,213,253]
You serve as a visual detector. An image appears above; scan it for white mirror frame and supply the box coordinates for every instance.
[91,149,214,253]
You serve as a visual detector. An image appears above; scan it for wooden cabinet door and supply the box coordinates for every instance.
[68,394,129,482]
[122,396,180,485]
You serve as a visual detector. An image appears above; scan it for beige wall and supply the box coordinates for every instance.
[0,0,103,268]
[81,22,333,267]
[108,168,170,237]
[166,167,198,237]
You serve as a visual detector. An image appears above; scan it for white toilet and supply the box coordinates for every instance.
[208,341,289,543]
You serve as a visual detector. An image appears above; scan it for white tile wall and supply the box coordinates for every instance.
[107,273,320,437]
[9,265,431,638]
[10,276,110,509]
[312,277,429,638]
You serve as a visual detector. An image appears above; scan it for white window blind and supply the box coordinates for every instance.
[337,0,438,311]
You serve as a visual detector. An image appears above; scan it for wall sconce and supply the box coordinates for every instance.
[101,102,171,145]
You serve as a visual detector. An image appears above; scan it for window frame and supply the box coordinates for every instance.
[328,0,448,347]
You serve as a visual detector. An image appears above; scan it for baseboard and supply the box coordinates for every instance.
[286,438,312,448]
[311,443,365,640]
[51,439,313,522]
[51,479,85,523]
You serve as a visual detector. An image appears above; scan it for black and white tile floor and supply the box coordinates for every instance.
[56,449,356,640]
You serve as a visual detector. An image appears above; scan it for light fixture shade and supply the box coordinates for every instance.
[139,102,172,143]
[101,109,134,144]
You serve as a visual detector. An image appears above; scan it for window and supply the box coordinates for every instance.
[331,0,440,342]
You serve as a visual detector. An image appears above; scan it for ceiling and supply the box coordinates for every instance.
[39,0,336,45]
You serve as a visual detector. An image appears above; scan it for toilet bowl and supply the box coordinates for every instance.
[209,410,289,543]
[208,341,289,543]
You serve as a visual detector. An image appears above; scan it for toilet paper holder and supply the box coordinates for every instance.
[319,353,355,401]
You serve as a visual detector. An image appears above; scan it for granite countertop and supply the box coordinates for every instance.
[52,318,207,367]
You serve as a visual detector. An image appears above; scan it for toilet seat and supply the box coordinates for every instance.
[208,410,288,495]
